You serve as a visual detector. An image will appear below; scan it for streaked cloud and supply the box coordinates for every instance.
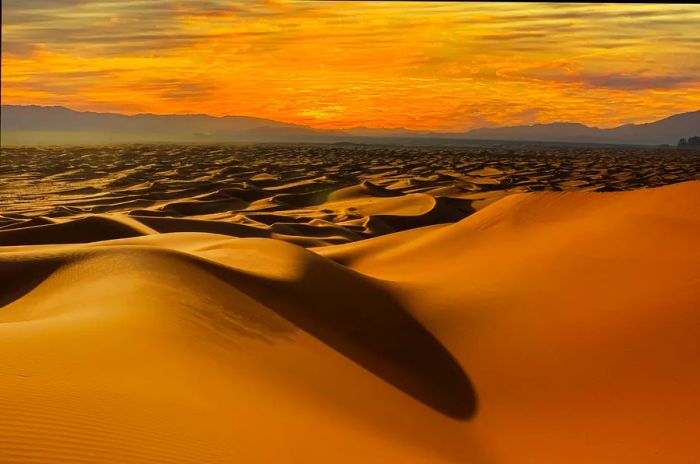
[2,1,699,130]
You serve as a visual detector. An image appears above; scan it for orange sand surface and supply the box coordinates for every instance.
[1,177,699,463]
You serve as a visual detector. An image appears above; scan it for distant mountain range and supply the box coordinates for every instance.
[0,105,323,145]
[1,105,698,146]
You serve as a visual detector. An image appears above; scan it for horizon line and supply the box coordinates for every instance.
[3,103,699,134]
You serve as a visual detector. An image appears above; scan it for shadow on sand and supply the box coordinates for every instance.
[194,248,477,420]
[0,242,477,420]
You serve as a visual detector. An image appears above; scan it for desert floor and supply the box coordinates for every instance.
[1,144,699,463]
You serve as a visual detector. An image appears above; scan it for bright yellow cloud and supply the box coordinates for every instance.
[2,1,699,130]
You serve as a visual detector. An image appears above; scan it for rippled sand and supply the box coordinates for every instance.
[1,144,699,463]
[2,144,698,246]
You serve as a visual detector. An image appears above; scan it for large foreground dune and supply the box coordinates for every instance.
[1,180,699,463]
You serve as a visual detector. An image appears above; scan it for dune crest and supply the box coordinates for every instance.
[1,180,699,462]
[3,145,698,248]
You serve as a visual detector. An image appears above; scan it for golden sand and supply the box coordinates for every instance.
[3,145,699,247]
[1,175,699,462]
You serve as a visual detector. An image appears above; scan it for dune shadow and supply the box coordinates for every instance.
[0,241,477,419]
[0,216,146,246]
[194,251,477,420]
[0,258,63,311]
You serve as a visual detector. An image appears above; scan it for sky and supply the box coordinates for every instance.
[2,1,700,131]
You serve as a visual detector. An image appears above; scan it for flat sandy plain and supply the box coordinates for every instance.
[1,144,699,463]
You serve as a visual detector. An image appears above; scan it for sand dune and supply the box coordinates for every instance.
[2,144,698,247]
[1,175,699,463]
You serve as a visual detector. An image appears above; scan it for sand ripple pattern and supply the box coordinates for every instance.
[0,171,699,463]
[2,144,698,246]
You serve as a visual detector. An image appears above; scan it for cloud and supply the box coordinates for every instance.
[498,60,699,91]
[0,41,39,57]
[2,1,700,130]
[583,73,698,91]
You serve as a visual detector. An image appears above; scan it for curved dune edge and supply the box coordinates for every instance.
[0,174,478,248]
[0,190,473,248]
[1,181,699,463]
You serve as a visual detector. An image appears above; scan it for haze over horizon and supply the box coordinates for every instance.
[4,103,699,131]
[6,102,699,129]
[3,103,698,145]
[3,1,700,131]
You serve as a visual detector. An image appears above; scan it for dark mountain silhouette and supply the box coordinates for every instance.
[0,105,327,144]
[462,122,600,143]
[601,111,700,145]
[2,105,698,146]
[457,111,700,145]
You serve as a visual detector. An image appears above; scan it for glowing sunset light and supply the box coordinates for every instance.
[2,1,699,130]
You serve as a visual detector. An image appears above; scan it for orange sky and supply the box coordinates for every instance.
[2,1,700,131]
